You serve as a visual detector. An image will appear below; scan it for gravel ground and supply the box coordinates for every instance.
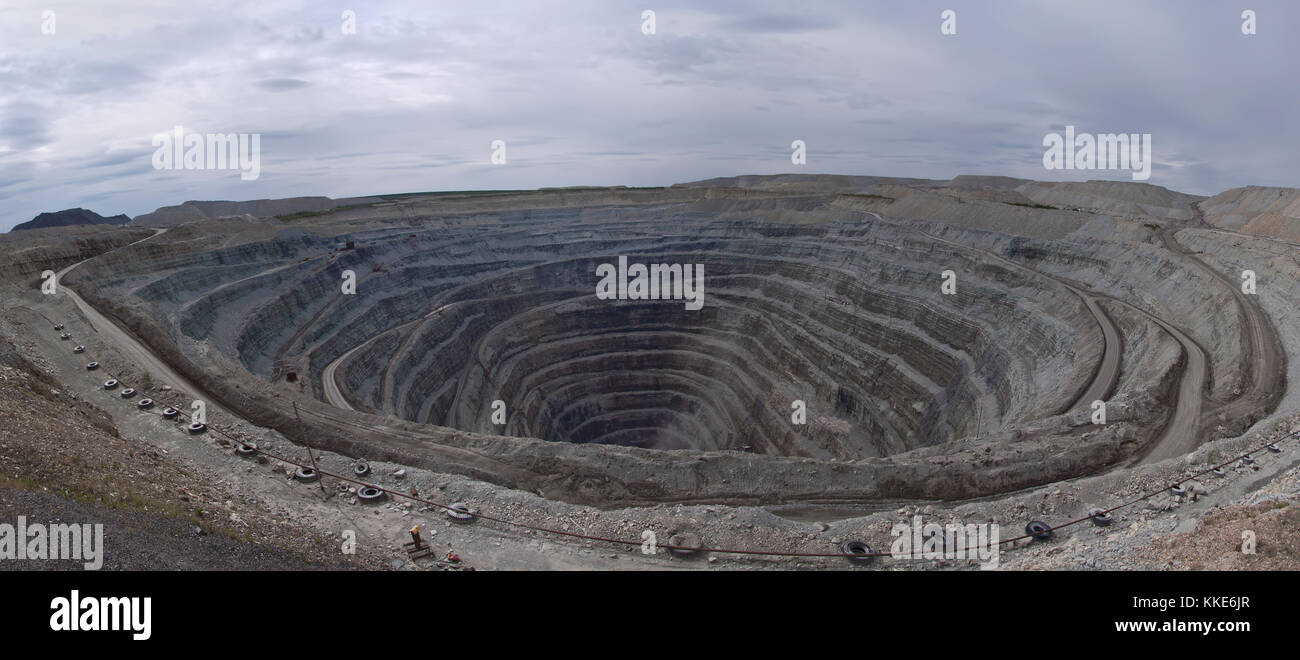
[3,281,1298,571]
[0,336,384,571]
[0,488,347,571]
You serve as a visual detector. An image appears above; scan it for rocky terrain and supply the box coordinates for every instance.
[2,173,1297,570]
[11,208,130,232]
[129,196,387,227]
[0,225,153,282]
[1200,186,1300,242]
[0,335,382,570]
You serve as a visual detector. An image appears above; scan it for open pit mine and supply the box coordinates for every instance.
[5,174,1299,569]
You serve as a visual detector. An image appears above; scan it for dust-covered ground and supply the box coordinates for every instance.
[3,291,1297,572]
[3,177,1299,571]
[0,341,384,571]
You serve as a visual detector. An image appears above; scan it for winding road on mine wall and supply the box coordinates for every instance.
[321,337,363,411]
[56,245,546,488]
[54,229,210,401]
[1162,216,1287,421]
[47,205,1288,507]
[918,230,1124,415]
[323,211,1263,469]
[908,221,1208,466]
[913,207,1282,467]
[1125,214,1284,464]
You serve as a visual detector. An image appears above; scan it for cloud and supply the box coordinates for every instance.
[77,151,148,170]
[1,0,1299,231]
[254,78,312,92]
[0,102,54,151]
[718,14,838,33]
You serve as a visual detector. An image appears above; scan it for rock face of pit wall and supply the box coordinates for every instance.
[1200,186,1300,241]
[60,175,1287,506]
[0,225,154,282]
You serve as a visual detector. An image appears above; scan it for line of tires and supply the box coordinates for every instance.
[68,329,205,436]
[50,320,1297,565]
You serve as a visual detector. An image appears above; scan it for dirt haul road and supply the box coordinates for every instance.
[53,229,211,403]
[918,230,1123,414]
[1162,215,1287,429]
[914,227,1209,466]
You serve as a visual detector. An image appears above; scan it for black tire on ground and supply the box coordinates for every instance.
[1211,467,1226,477]
[1169,484,1188,496]
[1025,521,1053,541]
[60,333,70,340]
[667,532,701,557]
[161,407,179,419]
[358,486,386,503]
[120,388,136,398]
[1088,508,1113,526]
[235,443,257,456]
[137,398,154,409]
[295,467,319,482]
[86,362,99,370]
[74,346,85,354]
[842,540,874,562]
[353,461,371,477]
[447,502,475,523]
[103,379,118,389]
[1266,443,1281,453]
[187,422,206,434]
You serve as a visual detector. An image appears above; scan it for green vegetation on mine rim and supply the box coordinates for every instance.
[276,191,545,220]
[0,468,357,567]
[276,188,677,220]
[838,193,895,201]
[1004,201,1061,210]
[275,203,374,221]
[380,189,533,199]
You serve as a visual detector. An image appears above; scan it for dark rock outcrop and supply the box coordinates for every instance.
[12,208,129,232]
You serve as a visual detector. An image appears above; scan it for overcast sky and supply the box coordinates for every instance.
[1,1,1297,231]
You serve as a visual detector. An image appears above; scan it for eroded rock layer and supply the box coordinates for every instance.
[58,175,1286,506]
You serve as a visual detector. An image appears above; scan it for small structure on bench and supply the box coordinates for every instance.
[403,524,433,560]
